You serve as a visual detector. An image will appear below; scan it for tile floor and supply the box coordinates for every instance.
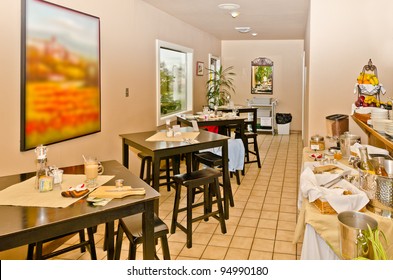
[9,132,304,260]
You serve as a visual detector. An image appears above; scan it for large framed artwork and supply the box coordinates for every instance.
[21,0,101,151]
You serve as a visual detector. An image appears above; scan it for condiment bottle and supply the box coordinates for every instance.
[358,146,376,175]
[34,145,53,192]
[310,135,325,151]
[372,157,388,177]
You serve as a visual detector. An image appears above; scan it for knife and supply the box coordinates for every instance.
[320,170,352,189]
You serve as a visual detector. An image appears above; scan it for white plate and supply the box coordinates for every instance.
[86,197,105,203]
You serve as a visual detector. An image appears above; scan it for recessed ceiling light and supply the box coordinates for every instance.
[251,33,258,36]
[235,27,251,33]
[218,3,240,10]
[230,11,240,18]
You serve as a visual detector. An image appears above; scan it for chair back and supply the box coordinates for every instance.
[237,107,258,133]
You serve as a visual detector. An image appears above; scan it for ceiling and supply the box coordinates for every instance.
[141,0,310,40]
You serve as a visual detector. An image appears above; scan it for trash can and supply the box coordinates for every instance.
[276,113,292,135]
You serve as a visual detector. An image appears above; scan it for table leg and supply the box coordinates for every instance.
[122,139,129,168]
[152,156,161,215]
[142,201,155,260]
[221,140,232,219]
[105,221,115,260]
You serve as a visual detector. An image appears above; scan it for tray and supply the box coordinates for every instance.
[88,186,145,199]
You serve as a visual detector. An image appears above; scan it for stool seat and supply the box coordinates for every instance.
[194,151,241,185]
[115,213,170,260]
[171,167,226,248]
[173,167,221,185]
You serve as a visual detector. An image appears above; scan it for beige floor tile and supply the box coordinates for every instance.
[258,218,278,229]
[225,248,250,260]
[209,234,233,247]
[274,240,297,254]
[230,236,253,249]
[178,244,206,258]
[260,211,279,220]
[252,238,274,252]
[202,245,228,260]
[273,253,297,260]
[238,216,259,227]
[255,228,276,240]
[248,250,273,260]
[275,230,295,242]
[234,226,256,237]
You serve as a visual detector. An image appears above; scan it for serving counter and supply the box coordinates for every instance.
[294,148,393,259]
[352,114,393,154]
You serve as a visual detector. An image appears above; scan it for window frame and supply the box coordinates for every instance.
[156,40,193,126]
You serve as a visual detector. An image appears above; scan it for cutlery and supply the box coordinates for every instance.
[320,170,352,189]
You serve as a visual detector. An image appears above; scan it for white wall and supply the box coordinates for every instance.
[306,0,393,146]
[0,0,220,176]
[221,40,304,131]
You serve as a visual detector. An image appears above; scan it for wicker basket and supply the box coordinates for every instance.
[313,191,367,214]
[313,198,337,214]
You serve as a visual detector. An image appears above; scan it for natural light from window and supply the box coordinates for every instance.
[156,40,193,126]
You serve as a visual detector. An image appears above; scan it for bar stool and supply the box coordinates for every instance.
[193,151,241,185]
[171,168,227,248]
[27,228,97,260]
[234,108,261,174]
[137,152,179,191]
[114,213,170,260]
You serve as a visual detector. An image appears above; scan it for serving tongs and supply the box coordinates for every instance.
[320,170,352,189]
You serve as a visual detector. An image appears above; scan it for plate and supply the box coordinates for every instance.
[86,197,105,203]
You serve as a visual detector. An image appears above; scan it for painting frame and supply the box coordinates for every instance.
[196,61,204,76]
[21,0,101,151]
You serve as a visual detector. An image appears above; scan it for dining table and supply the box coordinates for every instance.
[120,126,232,218]
[0,160,159,260]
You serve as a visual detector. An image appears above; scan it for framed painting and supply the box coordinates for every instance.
[251,57,273,94]
[197,61,204,76]
[21,0,101,151]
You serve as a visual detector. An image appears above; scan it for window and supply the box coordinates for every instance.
[156,40,193,126]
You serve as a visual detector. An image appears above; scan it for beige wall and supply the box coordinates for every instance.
[306,0,393,147]
[221,40,304,131]
[0,0,220,176]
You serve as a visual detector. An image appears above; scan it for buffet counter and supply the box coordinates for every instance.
[294,147,393,259]
[352,114,393,154]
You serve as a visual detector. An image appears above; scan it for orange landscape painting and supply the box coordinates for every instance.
[21,0,100,150]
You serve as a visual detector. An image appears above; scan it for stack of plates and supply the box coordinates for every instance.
[373,119,393,133]
[385,122,393,137]
[371,108,389,120]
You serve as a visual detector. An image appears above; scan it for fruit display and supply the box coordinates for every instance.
[354,59,390,109]
[357,72,379,85]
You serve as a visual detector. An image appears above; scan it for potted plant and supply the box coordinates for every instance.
[206,65,236,107]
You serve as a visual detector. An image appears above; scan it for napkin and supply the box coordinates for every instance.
[351,143,389,157]
[300,168,369,213]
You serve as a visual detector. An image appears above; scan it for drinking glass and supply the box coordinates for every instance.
[84,156,104,187]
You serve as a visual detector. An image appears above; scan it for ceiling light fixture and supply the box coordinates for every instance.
[251,33,258,36]
[218,3,240,10]
[235,27,251,33]
[230,11,240,18]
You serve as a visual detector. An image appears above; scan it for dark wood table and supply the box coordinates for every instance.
[0,160,159,260]
[120,127,232,218]
[176,114,246,146]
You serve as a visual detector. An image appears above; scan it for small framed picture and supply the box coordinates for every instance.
[197,61,204,76]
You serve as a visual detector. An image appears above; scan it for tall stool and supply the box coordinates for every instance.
[192,151,236,214]
[138,152,179,191]
[234,108,261,174]
[27,228,97,260]
[171,168,227,248]
[114,213,170,260]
